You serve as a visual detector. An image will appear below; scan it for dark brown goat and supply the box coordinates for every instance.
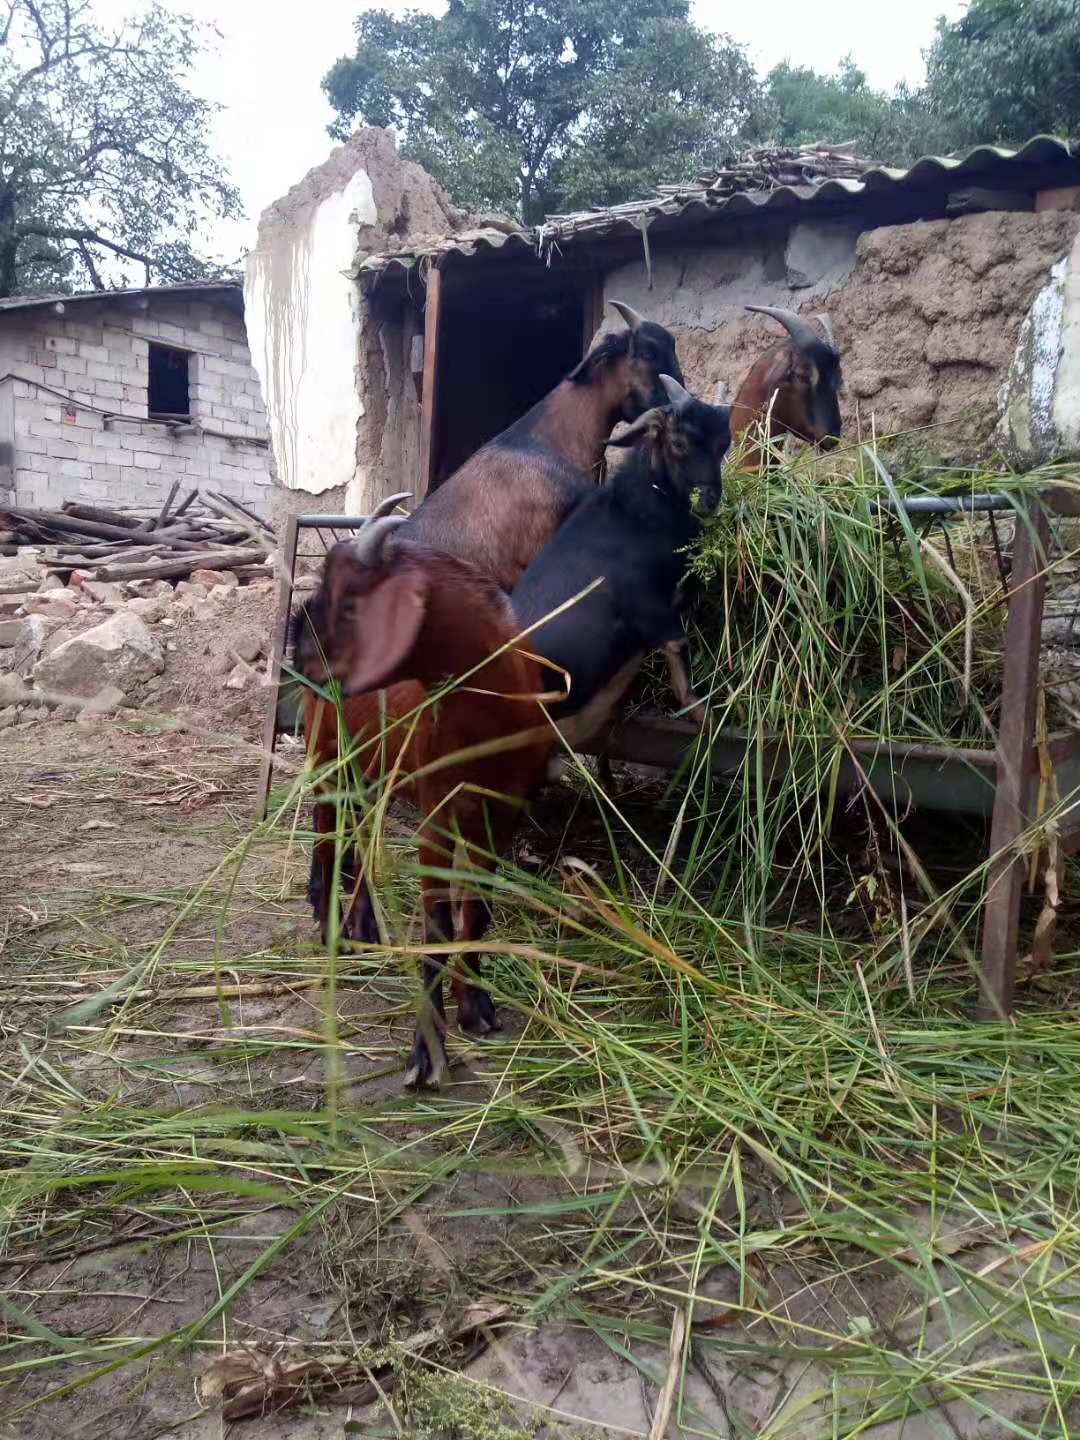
[297,509,557,1089]
[295,301,685,940]
[398,299,684,591]
[729,307,842,469]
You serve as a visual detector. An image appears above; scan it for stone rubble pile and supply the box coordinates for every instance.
[0,508,277,728]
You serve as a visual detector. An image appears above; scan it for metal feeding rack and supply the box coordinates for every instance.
[259,492,1080,1019]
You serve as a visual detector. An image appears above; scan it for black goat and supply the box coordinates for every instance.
[511,376,730,751]
[398,301,683,592]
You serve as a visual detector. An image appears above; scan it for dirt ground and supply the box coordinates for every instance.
[2,706,1076,1440]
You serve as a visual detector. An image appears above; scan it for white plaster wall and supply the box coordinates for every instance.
[244,169,376,495]
[597,219,859,337]
[998,228,1080,462]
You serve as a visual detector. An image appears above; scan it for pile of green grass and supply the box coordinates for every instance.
[632,441,1080,923]
[5,441,1080,1436]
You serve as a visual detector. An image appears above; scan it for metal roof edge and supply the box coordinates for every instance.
[0,278,243,316]
[357,135,1080,282]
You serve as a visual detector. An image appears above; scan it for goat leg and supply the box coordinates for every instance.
[341,871,380,946]
[308,800,336,944]
[663,639,707,729]
[404,867,453,1089]
[310,800,371,945]
[453,892,500,1034]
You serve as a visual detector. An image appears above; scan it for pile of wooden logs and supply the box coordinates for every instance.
[657,142,872,200]
[0,483,275,583]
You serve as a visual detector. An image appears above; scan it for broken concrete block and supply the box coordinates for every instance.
[34,610,164,701]
[0,554,39,588]
[0,704,17,730]
[0,673,29,707]
[37,573,65,592]
[225,659,257,690]
[0,615,55,678]
[24,594,78,620]
[124,578,173,598]
[190,567,238,588]
[0,619,22,647]
[230,627,266,664]
[125,597,170,623]
[81,580,125,605]
[79,684,126,717]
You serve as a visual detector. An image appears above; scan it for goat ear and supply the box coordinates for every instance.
[605,407,665,448]
[341,569,430,694]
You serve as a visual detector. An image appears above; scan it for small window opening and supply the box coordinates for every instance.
[148,342,190,419]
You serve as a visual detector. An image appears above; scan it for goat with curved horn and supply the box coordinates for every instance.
[364,491,412,527]
[352,515,407,567]
[745,305,824,357]
[659,374,693,413]
[728,305,843,464]
[609,299,645,331]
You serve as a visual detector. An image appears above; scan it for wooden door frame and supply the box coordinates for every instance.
[417,263,443,495]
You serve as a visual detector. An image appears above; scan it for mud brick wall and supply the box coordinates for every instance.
[0,292,273,515]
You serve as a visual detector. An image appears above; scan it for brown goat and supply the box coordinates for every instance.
[297,510,557,1089]
[399,300,684,591]
[729,307,842,470]
[295,303,686,938]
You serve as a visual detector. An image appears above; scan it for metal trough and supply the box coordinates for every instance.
[257,496,1080,1020]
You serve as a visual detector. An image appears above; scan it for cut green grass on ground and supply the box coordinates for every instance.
[3,442,1080,1438]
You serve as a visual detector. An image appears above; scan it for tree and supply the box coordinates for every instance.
[0,0,241,298]
[764,58,956,168]
[323,0,764,222]
[925,0,1080,146]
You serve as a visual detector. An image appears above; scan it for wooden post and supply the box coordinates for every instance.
[581,273,605,356]
[418,264,443,495]
[255,513,300,819]
[978,502,1051,1018]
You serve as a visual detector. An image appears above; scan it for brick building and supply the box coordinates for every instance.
[0,279,273,517]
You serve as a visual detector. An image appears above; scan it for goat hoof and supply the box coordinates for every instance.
[341,904,380,946]
[404,1034,448,1090]
[459,987,501,1035]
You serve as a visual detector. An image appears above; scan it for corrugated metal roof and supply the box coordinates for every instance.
[358,134,1080,282]
[0,278,242,315]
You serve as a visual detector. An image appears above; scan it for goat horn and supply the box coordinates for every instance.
[815,312,836,350]
[609,299,645,331]
[713,380,729,405]
[352,515,406,567]
[363,491,412,527]
[745,305,822,356]
[659,374,693,413]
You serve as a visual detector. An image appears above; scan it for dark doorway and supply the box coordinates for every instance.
[430,274,588,489]
[148,342,191,419]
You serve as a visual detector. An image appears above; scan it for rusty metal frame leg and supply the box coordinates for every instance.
[978,502,1050,1019]
[255,513,300,820]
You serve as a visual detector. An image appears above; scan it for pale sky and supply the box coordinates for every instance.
[99,0,969,261]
